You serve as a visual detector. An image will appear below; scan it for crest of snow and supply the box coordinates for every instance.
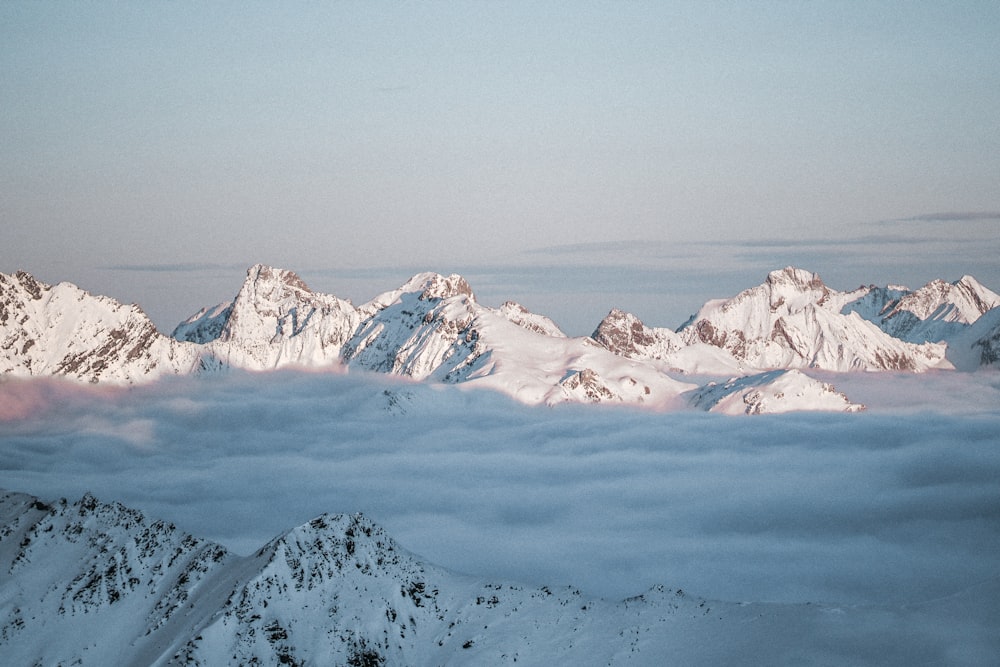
[687,369,865,415]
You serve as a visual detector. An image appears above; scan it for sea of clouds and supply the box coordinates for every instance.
[1,369,999,609]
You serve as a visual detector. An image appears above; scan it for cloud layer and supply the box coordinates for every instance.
[1,370,999,607]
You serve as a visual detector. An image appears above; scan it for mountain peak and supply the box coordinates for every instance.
[766,266,825,291]
[244,264,312,296]
[401,272,474,301]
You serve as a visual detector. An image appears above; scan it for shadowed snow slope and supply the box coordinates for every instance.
[3,490,996,666]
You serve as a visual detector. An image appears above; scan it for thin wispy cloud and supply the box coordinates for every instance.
[103,263,246,273]
[880,211,1000,224]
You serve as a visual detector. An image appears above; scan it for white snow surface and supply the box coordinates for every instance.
[687,369,865,415]
[3,489,996,666]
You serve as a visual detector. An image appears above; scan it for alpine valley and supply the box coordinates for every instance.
[3,264,999,414]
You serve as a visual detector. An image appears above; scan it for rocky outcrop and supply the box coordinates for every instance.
[591,308,683,360]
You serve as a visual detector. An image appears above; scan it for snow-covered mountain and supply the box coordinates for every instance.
[841,275,1000,344]
[340,271,695,407]
[4,264,998,412]
[591,307,748,375]
[672,267,951,371]
[5,489,993,666]
[591,268,957,373]
[173,264,361,370]
[687,369,865,415]
[938,305,1000,371]
[0,270,213,383]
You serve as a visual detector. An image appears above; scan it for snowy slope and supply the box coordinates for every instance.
[940,305,1000,370]
[675,267,951,371]
[842,275,1000,344]
[0,270,212,383]
[971,307,1000,367]
[687,369,865,415]
[4,490,994,666]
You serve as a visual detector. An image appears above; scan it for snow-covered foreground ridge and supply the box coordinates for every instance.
[3,489,996,666]
[3,264,999,412]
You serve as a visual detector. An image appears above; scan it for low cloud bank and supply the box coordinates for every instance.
[1,370,998,607]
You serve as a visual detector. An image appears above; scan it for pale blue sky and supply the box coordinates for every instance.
[2,2,999,333]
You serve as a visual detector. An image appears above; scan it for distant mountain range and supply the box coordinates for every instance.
[4,489,996,665]
[3,265,999,414]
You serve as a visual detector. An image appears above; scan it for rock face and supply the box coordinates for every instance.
[0,271,210,383]
[592,308,684,360]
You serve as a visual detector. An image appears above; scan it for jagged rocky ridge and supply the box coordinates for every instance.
[0,270,214,383]
[4,489,995,666]
[4,265,1000,413]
